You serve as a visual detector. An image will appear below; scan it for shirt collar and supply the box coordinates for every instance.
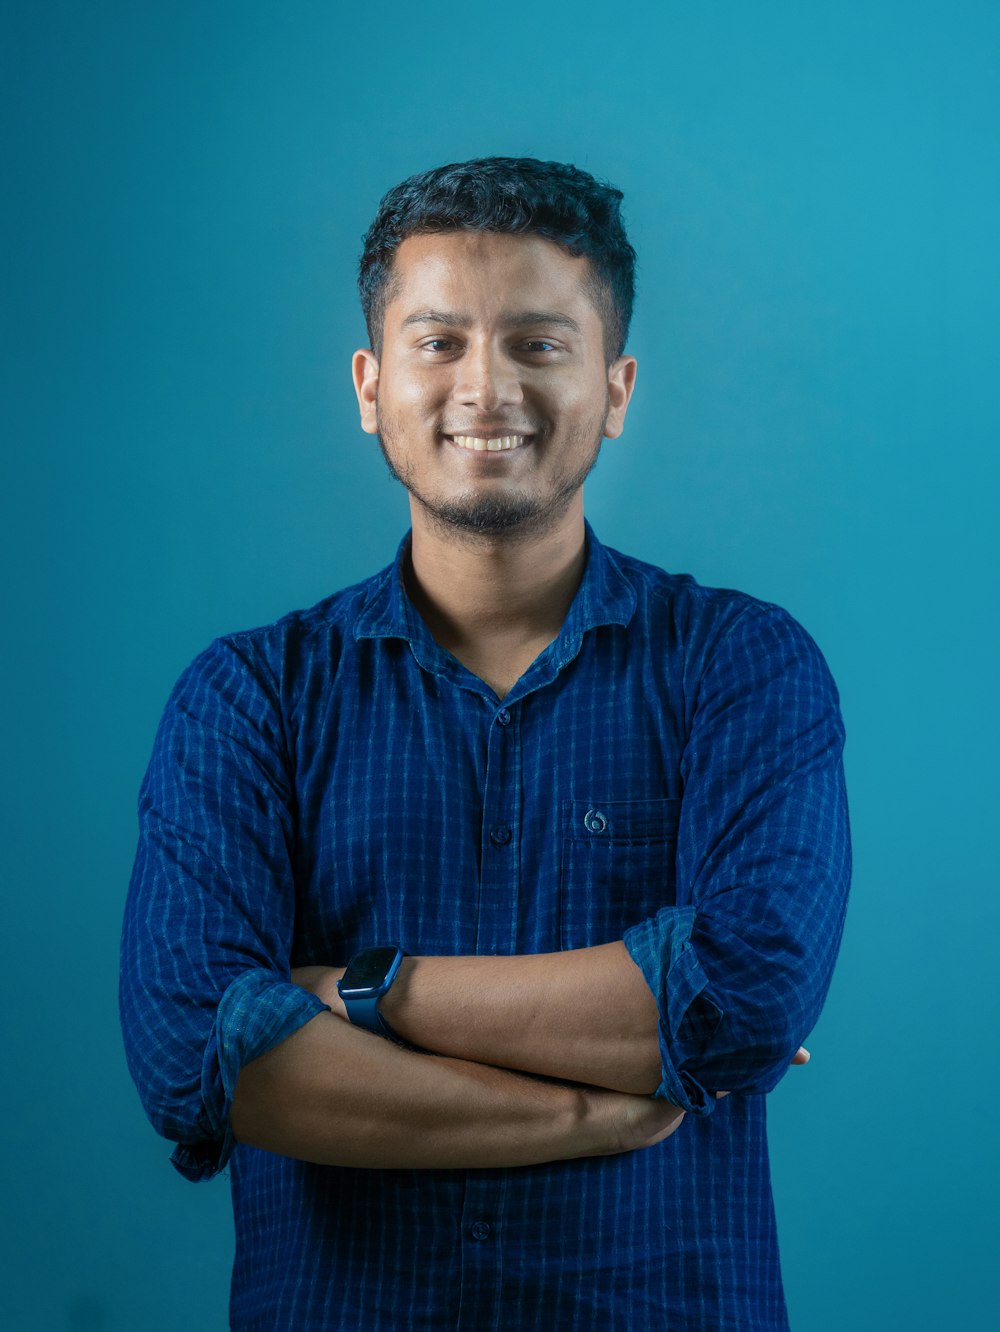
[354,520,636,685]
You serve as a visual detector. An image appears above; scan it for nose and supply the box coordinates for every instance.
[454,338,524,411]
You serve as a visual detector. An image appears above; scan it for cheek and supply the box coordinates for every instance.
[394,369,445,411]
[558,385,607,426]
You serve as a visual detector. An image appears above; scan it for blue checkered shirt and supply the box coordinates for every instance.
[120,523,850,1330]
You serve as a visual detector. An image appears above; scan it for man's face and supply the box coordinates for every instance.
[352,230,637,539]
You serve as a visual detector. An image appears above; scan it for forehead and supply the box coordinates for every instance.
[385,230,600,330]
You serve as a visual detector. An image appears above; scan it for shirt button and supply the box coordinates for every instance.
[496,708,511,726]
[469,1221,492,1241]
[584,808,608,834]
[489,825,512,846]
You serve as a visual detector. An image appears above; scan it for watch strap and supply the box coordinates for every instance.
[349,995,409,1047]
[339,945,421,1049]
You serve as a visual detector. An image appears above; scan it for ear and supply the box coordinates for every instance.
[603,355,638,439]
[352,348,380,435]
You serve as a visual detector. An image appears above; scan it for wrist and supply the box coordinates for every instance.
[291,966,348,1018]
[552,1083,623,1161]
[377,955,419,1040]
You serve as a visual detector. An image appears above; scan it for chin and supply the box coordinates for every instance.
[429,495,545,534]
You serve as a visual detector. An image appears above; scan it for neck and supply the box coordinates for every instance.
[403,501,588,688]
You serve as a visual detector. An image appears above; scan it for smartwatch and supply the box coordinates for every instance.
[337,944,410,1045]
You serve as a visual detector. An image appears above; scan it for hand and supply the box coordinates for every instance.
[291,966,348,1020]
[715,1045,810,1099]
[574,1086,686,1158]
[605,1043,812,1151]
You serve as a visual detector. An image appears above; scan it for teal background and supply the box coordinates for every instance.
[3,1,997,1328]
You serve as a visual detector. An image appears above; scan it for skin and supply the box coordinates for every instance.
[231,230,810,1167]
[292,959,811,1101]
[351,229,638,696]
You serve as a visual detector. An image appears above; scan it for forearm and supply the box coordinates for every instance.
[355,943,662,1095]
[230,1006,679,1169]
[395,944,662,1093]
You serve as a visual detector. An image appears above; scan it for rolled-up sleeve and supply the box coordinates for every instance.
[119,637,328,1181]
[623,603,851,1115]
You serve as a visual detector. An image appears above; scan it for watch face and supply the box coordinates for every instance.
[339,946,401,996]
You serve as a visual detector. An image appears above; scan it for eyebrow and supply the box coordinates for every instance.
[400,309,582,335]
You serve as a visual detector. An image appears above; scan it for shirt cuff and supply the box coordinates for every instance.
[170,969,330,1182]
[623,907,723,1115]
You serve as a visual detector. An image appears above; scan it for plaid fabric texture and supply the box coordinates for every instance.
[120,524,850,1331]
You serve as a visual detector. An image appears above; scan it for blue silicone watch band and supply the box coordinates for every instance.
[338,945,409,1044]
[347,992,384,1034]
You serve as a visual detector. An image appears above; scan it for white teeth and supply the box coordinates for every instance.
[451,434,527,452]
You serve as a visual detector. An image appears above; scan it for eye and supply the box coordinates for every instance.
[521,340,558,354]
[422,338,457,352]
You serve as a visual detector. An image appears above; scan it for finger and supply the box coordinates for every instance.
[791,1046,811,1065]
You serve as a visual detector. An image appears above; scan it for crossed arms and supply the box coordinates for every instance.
[121,603,849,1180]
[230,943,811,1170]
[230,943,692,1170]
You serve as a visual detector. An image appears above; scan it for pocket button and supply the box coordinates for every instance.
[583,809,608,834]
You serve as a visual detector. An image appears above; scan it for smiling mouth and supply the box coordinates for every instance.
[446,434,532,452]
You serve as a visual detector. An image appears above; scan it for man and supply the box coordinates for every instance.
[120,156,851,1330]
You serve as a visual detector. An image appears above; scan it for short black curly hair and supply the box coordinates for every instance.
[358,156,637,366]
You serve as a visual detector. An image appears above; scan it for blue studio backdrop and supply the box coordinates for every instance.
[2,2,997,1329]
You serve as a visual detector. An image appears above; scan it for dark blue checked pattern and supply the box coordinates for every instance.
[120,522,851,1331]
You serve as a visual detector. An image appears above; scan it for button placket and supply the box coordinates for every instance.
[477,699,520,955]
[458,1167,509,1328]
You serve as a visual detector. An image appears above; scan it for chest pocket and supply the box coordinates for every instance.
[560,797,680,950]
